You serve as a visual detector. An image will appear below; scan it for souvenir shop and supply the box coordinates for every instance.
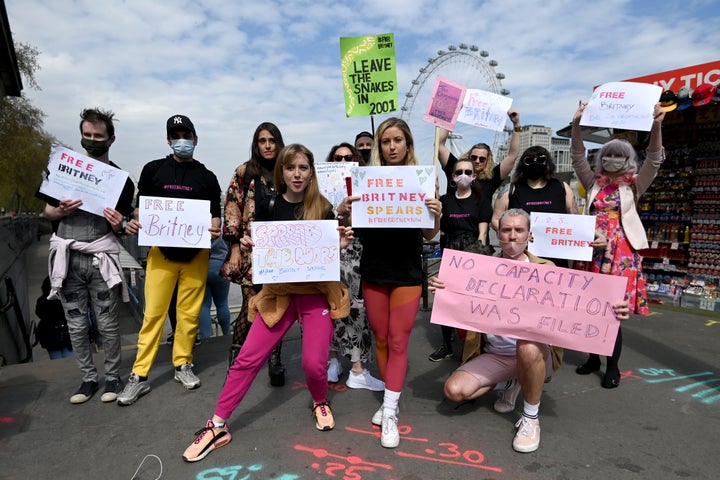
[568,60,720,311]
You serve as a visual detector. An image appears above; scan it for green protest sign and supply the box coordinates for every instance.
[340,33,398,118]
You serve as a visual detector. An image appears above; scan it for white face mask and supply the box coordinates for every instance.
[601,156,627,173]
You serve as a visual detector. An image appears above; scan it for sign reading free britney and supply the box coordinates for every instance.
[138,196,211,248]
[351,165,436,228]
[39,144,130,217]
[431,249,628,356]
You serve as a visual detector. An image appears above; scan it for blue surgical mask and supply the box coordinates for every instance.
[171,139,195,158]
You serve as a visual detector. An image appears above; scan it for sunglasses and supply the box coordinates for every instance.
[454,169,473,176]
[334,154,354,162]
[469,154,487,162]
[522,154,547,165]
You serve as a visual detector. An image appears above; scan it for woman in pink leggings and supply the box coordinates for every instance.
[182,144,353,462]
[338,117,441,448]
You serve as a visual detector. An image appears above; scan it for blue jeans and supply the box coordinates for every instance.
[199,257,231,339]
[48,347,74,360]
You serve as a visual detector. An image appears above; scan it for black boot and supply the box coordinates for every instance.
[575,354,601,375]
[268,341,285,387]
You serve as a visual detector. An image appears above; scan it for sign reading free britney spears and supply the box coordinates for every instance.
[351,165,436,228]
[431,249,628,356]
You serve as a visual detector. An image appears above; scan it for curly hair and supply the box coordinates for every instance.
[593,138,638,176]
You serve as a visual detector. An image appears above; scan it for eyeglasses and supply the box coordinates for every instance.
[334,154,354,162]
[522,154,547,165]
[469,154,487,162]
[454,169,473,176]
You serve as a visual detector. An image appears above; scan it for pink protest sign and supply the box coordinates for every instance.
[430,249,628,356]
[423,76,467,131]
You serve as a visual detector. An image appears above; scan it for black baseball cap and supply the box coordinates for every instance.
[167,114,196,136]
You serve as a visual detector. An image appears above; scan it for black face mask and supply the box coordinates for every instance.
[523,162,546,180]
[81,138,110,157]
[359,149,371,164]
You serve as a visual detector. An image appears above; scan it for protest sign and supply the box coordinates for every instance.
[251,220,340,284]
[529,212,596,261]
[316,161,357,211]
[580,81,662,131]
[340,33,398,117]
[430,249,628,356]
[456,88,513,132]
[38,144,130,217]
[138,196,211,248]
[422,76,466,131]
[351,165,436,228]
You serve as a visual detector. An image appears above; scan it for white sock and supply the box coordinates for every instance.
[523,400,540,419]
[383,389,401,417]
[212,420,225,428]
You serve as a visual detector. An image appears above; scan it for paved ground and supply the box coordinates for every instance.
[1,238,719,480]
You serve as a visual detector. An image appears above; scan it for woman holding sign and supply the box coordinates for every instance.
[183,144,354,462]
[223,122,287,386]
[428,157,492,362]
[570,101,666,389]
[339,117,442,448]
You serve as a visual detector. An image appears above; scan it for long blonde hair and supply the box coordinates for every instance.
[274,144,332,220]
[367,117,418,166]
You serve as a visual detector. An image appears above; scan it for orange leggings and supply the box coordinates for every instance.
[362,280,421,392]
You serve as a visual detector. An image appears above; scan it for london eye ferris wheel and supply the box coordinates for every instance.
[399,43,511,170]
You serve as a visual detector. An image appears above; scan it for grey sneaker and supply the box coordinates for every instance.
[100,378,124,403]
[117,373,150,406]
[494,379,522,413]
[174,363,201,390]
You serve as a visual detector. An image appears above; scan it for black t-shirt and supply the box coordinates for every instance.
[357,227,424,286]
[137,155,222,262]
[256,194,335,222]
[508,178,567,215]
[440,192,491,244]
[443,152,503,205]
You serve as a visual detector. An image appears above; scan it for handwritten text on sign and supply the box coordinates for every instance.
[316,161,357,212]
[251,220,340,284]
[431,250,628,356]
[529,212,596,261]
[581,81,662,132]
[38,144,129,217]
[138,196,211,248]
[456,88,513,132]
[423,76,466,131]
[340,33,398,118]
[352,165,436,228]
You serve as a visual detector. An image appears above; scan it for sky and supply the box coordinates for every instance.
[5,0,720,185]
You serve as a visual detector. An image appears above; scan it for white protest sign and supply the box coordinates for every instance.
[138,196,211,248]
[351,165,436,228]
[580,81,662,131]
[528,212,596,261]
[38,144,130,217]
[315,162,357,211]
[251,220,341,284]
[456,89,513,132]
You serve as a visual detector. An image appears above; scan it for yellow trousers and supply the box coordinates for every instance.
[132,247,209,377]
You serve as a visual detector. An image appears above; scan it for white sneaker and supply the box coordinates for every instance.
[381,415,400,448]
[494,379,522,413]
[513,416,541,453]
[346,369,385,391]
[327,358,342,383]
[371,405,399,426]
[174,363,201,390]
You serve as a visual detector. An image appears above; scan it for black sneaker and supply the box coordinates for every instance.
[70,380,99,404]
[428,344,453,362]
[100,378,124,403]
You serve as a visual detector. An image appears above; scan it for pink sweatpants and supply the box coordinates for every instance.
[215,293,333,420]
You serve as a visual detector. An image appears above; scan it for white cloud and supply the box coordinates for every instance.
[6,0,720,184]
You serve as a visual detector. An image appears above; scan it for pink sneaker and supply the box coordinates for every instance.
[182,420,232,462]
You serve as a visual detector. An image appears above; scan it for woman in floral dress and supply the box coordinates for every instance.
[570,101,666,388]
